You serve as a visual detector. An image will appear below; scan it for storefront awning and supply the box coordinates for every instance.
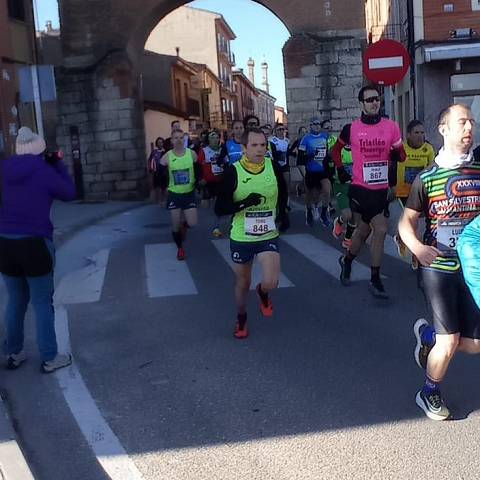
[423,42,480,62]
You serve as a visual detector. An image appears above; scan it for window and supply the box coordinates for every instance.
[8,0,26,21]
[183,83,189,111]
[175,79,182,110]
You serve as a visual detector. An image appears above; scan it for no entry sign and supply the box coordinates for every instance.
[363,39,410,86]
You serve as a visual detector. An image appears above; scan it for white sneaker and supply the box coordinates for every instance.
[6,351,27,370]
[42,353,72,373]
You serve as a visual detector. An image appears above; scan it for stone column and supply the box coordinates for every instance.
[56,51,148,200]
[283,31,366,135]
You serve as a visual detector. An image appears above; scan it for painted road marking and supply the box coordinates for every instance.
[54,306,144,479]
[282,233,372,281]
[212,239,294,289]
[54,249,110,304]
[145,243,198,297]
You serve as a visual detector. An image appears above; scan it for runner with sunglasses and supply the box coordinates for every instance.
[215,128,289,339]
[297,117,333,227]
[332,85,406,298]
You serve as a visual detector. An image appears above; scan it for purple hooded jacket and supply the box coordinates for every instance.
[0,154,76,239]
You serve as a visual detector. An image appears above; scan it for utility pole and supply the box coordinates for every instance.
[30,0,45,137]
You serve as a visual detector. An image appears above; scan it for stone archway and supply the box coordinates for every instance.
[57,0,366,199]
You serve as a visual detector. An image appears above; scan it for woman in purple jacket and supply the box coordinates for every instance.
[0,127,76,372]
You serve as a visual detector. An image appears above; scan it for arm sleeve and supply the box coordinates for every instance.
[214,166,239,216]
[405,174,428,214]
[296,137,308,166]
[218,143,228,165]
[272,160,288,216]
[192,151,202,184]
[47,161,77,202]
[332,137,346,168]
[339,124,351,144]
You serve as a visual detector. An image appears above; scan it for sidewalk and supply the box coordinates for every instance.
[0,199,147,480]
[52,199,147,246]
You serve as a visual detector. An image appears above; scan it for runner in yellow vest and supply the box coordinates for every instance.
[394,120,435,265]
[215,128,289,339]
[160,129,201,261]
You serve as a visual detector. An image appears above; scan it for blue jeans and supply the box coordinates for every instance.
[2,238,57,361]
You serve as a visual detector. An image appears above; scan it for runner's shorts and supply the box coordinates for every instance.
[349,185,388,224]
[333,182,350,212]
[202,182,219,201]
[230,238,279,264]
[166,191,197,210]
[419,267,480,338]
[305,170,330,190]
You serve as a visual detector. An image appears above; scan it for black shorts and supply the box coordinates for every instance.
[349,185,388,224]
[305,171,330,190]
[0,236,54,277]
[419,267,480,338]
[202,182,219,200]
[166,191,197,210]
[230,238,279,264]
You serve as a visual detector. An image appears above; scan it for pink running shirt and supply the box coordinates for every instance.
[350,118,402,190]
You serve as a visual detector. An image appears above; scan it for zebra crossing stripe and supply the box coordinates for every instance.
[54,249,110,304]
[145,243,198,297]
[54,306,145,480]
[211,239,294,289]
[282,233,372,281]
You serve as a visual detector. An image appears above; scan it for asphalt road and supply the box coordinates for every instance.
[2,202,480,480]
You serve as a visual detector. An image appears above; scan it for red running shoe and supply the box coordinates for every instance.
[234,321,248,339]
[256,284,273,317]
[177,247,185,261]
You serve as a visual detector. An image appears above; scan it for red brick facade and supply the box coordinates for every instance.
[423,0,480,41]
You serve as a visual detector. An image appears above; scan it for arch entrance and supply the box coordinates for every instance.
[58,0,366,198]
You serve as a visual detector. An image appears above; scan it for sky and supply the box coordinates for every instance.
[34,0,289,108]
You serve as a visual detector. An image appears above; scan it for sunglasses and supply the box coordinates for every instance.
[311,122,322,126]
[363,96,381,103]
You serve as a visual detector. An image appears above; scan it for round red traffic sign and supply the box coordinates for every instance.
[363,39,410,86]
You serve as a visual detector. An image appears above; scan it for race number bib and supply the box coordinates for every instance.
[211,164,223,175]
[363,161,388,185]
[405,167,422,185]
[437,219,469,252]
[245,211,275,236]
[173,169,190,185]
[314,146,327,164]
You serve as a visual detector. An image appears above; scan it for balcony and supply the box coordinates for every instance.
[369,23,408,44]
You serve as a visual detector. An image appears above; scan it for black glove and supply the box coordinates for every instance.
[337,166,351,184]
[278,212,290,232]
[45,150,62,165]
[238,192,263,209]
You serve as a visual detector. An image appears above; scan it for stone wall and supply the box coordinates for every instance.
[56,52,148,200]
[283,31,366,136]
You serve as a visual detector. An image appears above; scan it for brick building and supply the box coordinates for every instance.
[232,69,258,121]
[0,0,37,157]
[141,51,202,151]
[366,0,480,147]
[145,6,236,129]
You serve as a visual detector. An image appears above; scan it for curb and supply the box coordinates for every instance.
[0,202,148,479]
[0,392,35,480]
[53,201,149,247]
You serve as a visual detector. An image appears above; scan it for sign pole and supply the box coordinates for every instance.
[31,65,44,138]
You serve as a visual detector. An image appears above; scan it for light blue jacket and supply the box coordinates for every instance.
[457,215,480,309]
